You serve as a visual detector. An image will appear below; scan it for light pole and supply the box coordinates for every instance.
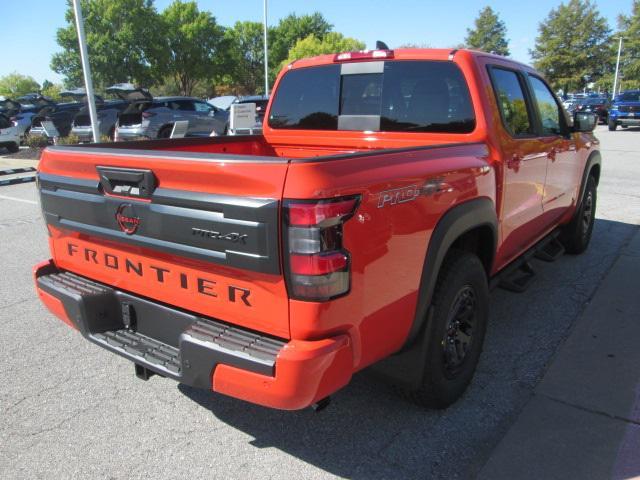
[72,0,100,143]
[612,36,623,101]
[263,0,269,96]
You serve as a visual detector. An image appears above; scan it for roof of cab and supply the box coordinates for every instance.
[286,48,532,71]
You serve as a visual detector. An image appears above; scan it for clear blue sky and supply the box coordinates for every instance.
[0,0,632,85]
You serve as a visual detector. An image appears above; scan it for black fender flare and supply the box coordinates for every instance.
[371,197,497,388]
[405,197,498,347]
[578,150,601,207]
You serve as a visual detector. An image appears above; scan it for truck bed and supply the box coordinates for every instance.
[62,134,470,162]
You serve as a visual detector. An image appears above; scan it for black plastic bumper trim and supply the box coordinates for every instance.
[36,265,286,389]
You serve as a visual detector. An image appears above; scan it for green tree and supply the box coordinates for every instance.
[41,82,64,101]
[465,6,510,56]
[0,73,40,98]
[269,13,332,79]
[50,0,163,89]
[282,32,365,67]
[530,0,611,92]
[616,0,640,89]
[223,21,266,95]
[155,1,227,96]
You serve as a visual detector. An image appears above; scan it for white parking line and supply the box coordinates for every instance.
[0,194,38,205]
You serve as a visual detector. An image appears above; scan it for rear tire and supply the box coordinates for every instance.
[560,175,597,254]
[158,125,173,139]
[404,250,489,409]
[608,119,617,131]
[7,142,19,153]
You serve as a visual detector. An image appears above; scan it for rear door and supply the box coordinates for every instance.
[38,147,291,338]
[194,100,224,135]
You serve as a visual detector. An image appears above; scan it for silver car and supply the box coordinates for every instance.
[71,99,128,141]
[0,113,19,153]
[1,97,48,142]
[108,84,228,140]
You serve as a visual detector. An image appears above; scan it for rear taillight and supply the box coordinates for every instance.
[284,196,359,301]
[141,111,156,118]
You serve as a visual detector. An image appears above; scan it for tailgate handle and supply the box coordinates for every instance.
[97,166,156,199]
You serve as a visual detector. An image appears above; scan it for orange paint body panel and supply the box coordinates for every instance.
[47,225,291,338]
[213,336,353,410]
[33,48,598,410]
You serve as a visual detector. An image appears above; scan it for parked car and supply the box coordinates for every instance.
[71,99,129,142]
[234,95,269,123]
[29,90,85,139]
[108,84,228,140]
[0,113,20,153]
[0,98,20,116]
[575,97,609,124]
[608,90,640,131]
[1,97,51,142]
[35,48,600,411]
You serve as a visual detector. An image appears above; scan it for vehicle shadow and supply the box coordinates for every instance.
[179,218,639,479]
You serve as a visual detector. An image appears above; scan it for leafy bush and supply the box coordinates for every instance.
[56,134,81,145]
[25,134,49,148]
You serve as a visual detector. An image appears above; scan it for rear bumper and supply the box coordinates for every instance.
[615,118,640,126]
[115,125,150,141]
[70,127,95,141]
[34,260,353,410]
[28,127,47,138]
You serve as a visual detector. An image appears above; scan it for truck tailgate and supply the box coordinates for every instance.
[38,147,290,339]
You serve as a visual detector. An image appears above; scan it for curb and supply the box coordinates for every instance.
[0,167,36,187]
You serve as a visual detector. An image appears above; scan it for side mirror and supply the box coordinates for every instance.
[573,111,597,132]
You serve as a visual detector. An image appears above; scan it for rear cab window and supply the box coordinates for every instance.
[268,60,475,133]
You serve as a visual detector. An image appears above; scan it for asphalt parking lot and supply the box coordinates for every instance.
[1,126,639,479]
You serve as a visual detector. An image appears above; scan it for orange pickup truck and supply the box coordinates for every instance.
[34,48,600,410]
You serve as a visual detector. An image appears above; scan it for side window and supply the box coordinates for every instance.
[194,102,212,113]
[528,76,562,136]
[175,100,195,111]
[489,68,534,137]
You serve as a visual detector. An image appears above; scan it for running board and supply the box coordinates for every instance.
[498,261,535,293]
[534,236,565,262]
[490,230,563,293]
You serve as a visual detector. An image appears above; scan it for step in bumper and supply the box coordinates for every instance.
[34,260,353,410]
